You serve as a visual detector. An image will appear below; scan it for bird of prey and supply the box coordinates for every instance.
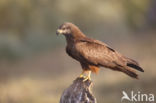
[56,22,144,81]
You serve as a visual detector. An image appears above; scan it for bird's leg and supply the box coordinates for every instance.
[83,71,91,82]
[79,70,85,78]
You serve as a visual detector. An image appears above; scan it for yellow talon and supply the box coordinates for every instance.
[79,74,85,78]
[79,70,85,78]
[79,70,92,81]
[83,71,91,82]
[83,76,91,82]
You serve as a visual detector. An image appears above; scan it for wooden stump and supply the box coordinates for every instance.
[60,77,97,103]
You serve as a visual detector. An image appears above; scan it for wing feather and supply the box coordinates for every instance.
[76,38,125,68]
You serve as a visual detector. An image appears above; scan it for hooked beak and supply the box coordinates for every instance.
[56,29,63,35]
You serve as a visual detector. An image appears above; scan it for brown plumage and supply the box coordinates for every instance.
[56,22,144,79]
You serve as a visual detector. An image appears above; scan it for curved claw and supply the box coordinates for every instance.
[79,74,85,78]
[83,76,91,82]
[79,70,92,82]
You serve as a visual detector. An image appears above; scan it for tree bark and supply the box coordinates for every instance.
[60,77,97,103]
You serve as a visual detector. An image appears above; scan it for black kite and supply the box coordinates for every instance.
[56,22,144,81]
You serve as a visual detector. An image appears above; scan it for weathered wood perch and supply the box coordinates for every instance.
[60,77,97,103]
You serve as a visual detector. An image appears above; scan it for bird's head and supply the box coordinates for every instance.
[56,22,72,35]
[56,22,85,38]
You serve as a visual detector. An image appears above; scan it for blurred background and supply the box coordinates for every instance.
[0,0,156,103]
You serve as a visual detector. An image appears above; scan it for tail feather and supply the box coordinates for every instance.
[113,61,139,79]
[127,63,144,72]
[125,57,144,72]
[120,67,138,79]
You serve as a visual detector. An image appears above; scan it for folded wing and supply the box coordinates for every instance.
[76,37,144,79]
